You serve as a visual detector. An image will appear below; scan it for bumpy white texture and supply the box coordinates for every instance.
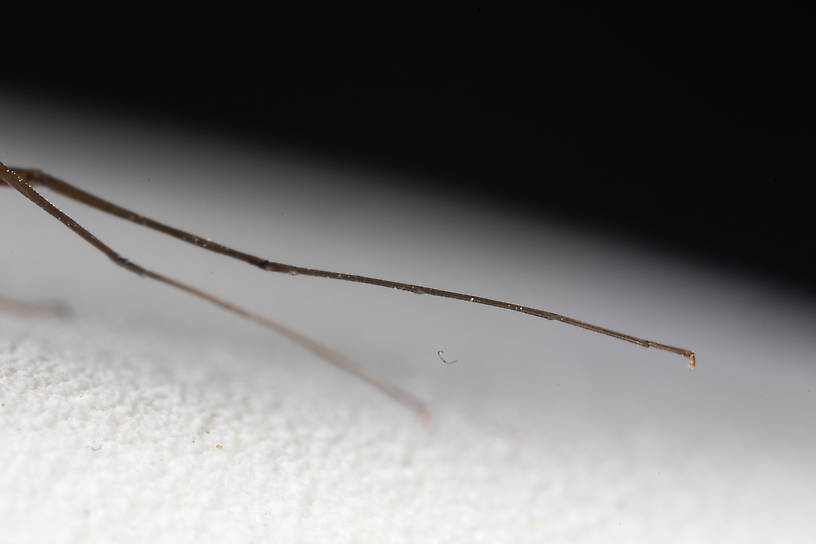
[1,97,815,543]
[2,313,812,544]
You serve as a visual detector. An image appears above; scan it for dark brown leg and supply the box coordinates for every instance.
[6,166,696,368]
[0,162,432,420]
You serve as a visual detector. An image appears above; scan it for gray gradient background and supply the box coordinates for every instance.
[1,96,815,542]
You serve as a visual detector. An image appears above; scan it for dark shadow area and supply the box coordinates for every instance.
[2,8,813,291]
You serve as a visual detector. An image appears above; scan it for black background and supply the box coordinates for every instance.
[3,8,813,292]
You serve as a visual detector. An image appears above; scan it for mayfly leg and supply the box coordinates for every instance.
[0,162,431,421]
[0,295,70,318]
[8,166,696,369]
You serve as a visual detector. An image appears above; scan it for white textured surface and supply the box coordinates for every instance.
[2,97,816,542]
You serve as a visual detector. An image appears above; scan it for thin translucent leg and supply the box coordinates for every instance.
[0,295,70,318]
[0,162,431,421]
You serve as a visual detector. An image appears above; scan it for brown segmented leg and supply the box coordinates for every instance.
[1,161,431,421]
[7,165,696,369]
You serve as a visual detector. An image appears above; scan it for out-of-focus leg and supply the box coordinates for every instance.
[0,296,71,318]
